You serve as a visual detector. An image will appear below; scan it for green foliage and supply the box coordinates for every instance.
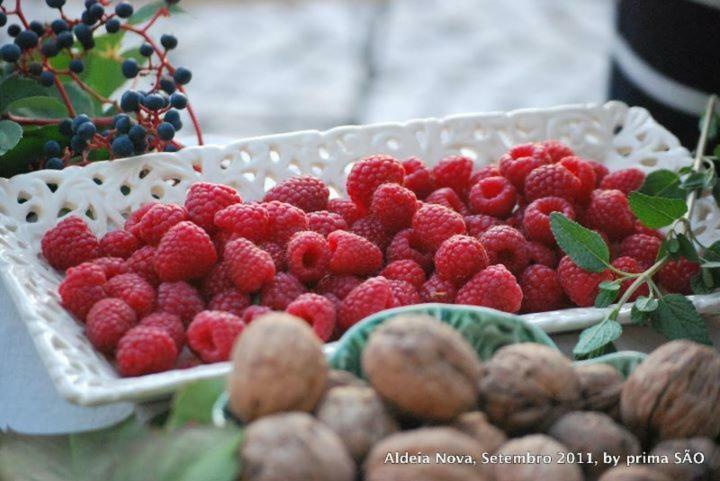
[0,120,22,155]
[573,318,623,359]
[7,96,68,119]
[128,2,185,25]
[628,191,688,228]
[166,379,226,430]
[650,294,712,345]
[575,351,647,378]
[549,213,610,272]
[639,169,686,199]
[594,280,621,308]
[0,125,66,177]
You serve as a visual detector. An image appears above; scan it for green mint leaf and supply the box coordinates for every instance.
[595,280,621,308]
[550,213,610,272]
[640,169,686,199]
[628,192,688,229]
[680,170,714,192]
[704,240,720,261]
[0,120,23,156]
[573,319,623,357]
[165,379,225,430]
[651,294,712,345]
[676,234,700,262]
[690,272,714,295]
[630,304,649,325]
[635,296,659,312]
[7,96,68,119]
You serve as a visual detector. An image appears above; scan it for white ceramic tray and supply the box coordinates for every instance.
[2,101,719,406]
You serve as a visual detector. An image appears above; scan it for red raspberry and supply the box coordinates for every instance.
[498,143,552,190]
[214,203,269,242]
[370,183,418,233]
[208,289,251,317]
[456,265,523,313]
[200,262,234,300]
[633,221,663,239]
[346,155,405,209]
[411,203,466,251]
[263,176,329,212]
[419,273,457,303]
[136,203,188,245]
[211,230,235,258]
[351,216,391,250]
[506,206,525,229]
[558,156,597,205]
[100,230,139,259]
[557,256,613,307]
[585,189,635,240]
[316,274,362,300]
[432,155,474,198]
[86,298,137,354]
[154,221,217,282]
[479,225,530,274]
[519,265,566,312]
[587,160,609,183]
[380,259,426,289]
[464,214,502,237]
[286,293,336,341]
[524,164,580,203]
[402,157,435,199]
[468,176,517,218]
[116,326,177,377]
[599,168,645,195]
[89,256,129,278]
[224,237,276,292]
[619,234,662,269]
[286,231,330,283]
[185,182,242,233]
[471,165,501,184]
[139,312,185,350]
[126,245,159,285]
[434,234,489,286]
[307,210,348,237]
[327,198,363,226]
[157,281,205,325]
[264,200,309,245]
[187,310,245,363]
[386,228,433,271]
[258,241,286,271]
[59,263,107,320]
[388,279,421,306]
[124,203,156,236]
[328,230,383,276]
[522,196,575,246]
[105,273,156,317]
[260,272,306,310]
[527,241,559,268]
[425,187,469,215]
[657,258,699,295]
[612,256,649,301]
[337,277,395,331]
[541,140,575,163]
[42,216,101,270]
[241,305,272,324]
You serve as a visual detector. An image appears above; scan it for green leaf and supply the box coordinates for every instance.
[0,125,67,178]
[640,169,686,199]
[0,120,23,155]
[57,82,97,116]
[635,296,659,312]
[595,280,620,308]
[680,170,715,192]
[691,272,714,295]
[166,378,226,430]
[573,318,623,358]
[7,96,68,119]
[575,351,647,378]
[550,213,610,272]
[676,234,700,262]
[0,75,51,112]
[129,1,185,25]
[628,191,688,229]
[650,294,712,345]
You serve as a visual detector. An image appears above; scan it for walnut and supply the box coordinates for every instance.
[324,369,368,392]
[227,313,327,422]
[598,466,670,481]
[361,314,484,422]
[452,411,507,454]
[620,340,720,444]
[650,437,720,481]
[493,434,583,481]
[240,412,355,481]
[478,343,581,434]
[364,427,493,481]
[549,411,640,480]
[575,363,624,419]
[315,386,399,462]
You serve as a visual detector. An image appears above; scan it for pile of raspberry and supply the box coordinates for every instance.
[40,141,697,377]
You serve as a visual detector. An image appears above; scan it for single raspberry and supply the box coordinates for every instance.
[351,216,391,250]
[208,290,251,317]
[612,256,649,301]
[241,305,272,324]
[557,255,613,307]
[619,234,662,269]
[264,200,309,245]
[411,203,466,251]
[213,203,269,242]
[498,143,552,190]
[470,165,501,184]
[587,160,609,183]
[418,273,455,303]
[327,230,383,276]
[456,265,523,313]
[105,273,156,317]
[425,187,470,215]
[89,256,129,278]
[657,257,699,295]
[224,237,276,293]
[59,263,107,320]
[369,183,418,233]
[479,225,530,274]
[307,210,348,237]
[263,175,329,212]
[432,155,474,198]
[527,241,559,268]
[86,298,137,354]
[522,196,575,246]
[286,293,336,341]
[327,198,363,226]
[346,154,405,209]
[402,157,435,199]
[322,293,342,313]
[468,176,518,218]
[386,228,433,271]
[200,262,234,300]
[126,245,159,285]
[524,164,580,203]
[337,277,395,331]
[116,326,178,377]
[380,259,426,289]
[187,310,245,363]
[388,279,421,306]
[211,230,235,258]
[258,241,286,271]
[136,203,188,245]
[260,272,306,310]
[519,265,566,312]
[316,274,362,300]
[599,168,645,195]
[558,156,597,205]
[434,234,489,286]
[185,182,242,233]
[286,231,330,283]
[124,203,156,236]
[139,312,185,350]
[41,216,101,270]
[585,189,635,240]
[541,140,575,163]
[154,221,217,282]
[157,281,205,325]
[464,214,502,237]
[100,230,139,259]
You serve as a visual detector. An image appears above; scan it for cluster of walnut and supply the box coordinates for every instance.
[226,313,720,481]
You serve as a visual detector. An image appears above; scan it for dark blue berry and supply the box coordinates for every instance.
[173,67,192,85]
[105,18,120,34]
[111,135,134,157]
[43,140,62,157]
[29,21,44,36]
[0,44,21,62]
[143,94,164,111]
[157,122,175,141]
[89,3,104,20]
[59,119,73,136]
[169,92,187,110]
[139,43,153,57]
[73,24,94,49]
[121,58,139,78]
[51,19,68,34]
[120,90,141,112]
[39,71,55,87]
[81,10,95,25]
[115,2,134,18]
[77,121,97,141]
[28,62,43,76]
[7,24,21,37]
[45,157,64,170]
[128,124,146,143]
[164,109,180,124]
[159,76,176,94]
[41,40,59,57]
[160,34,177,50]
[69,59,84,73]
[84,0,98,6]
[46,0,66,8]
[15,30,39,50]
[71,114,91,132]
[70,135,87,153]
[56,31,74,49]
[0,13,6,28]
[114,114,132,133]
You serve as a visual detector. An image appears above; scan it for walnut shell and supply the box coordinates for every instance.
[478,343,581,434]
[452,411,507,454]
[598,466,670,481]
[650,437,720,481]
[227,313,327,422]
[316,385,399,462]
[240,412,355,481]
[324,369,368,392]
[362,314,483,422]
[549,411,640,480]
[620,340,720,444]
[575,363,624,419]
[493,434,583,481]
[364,427,493,481]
